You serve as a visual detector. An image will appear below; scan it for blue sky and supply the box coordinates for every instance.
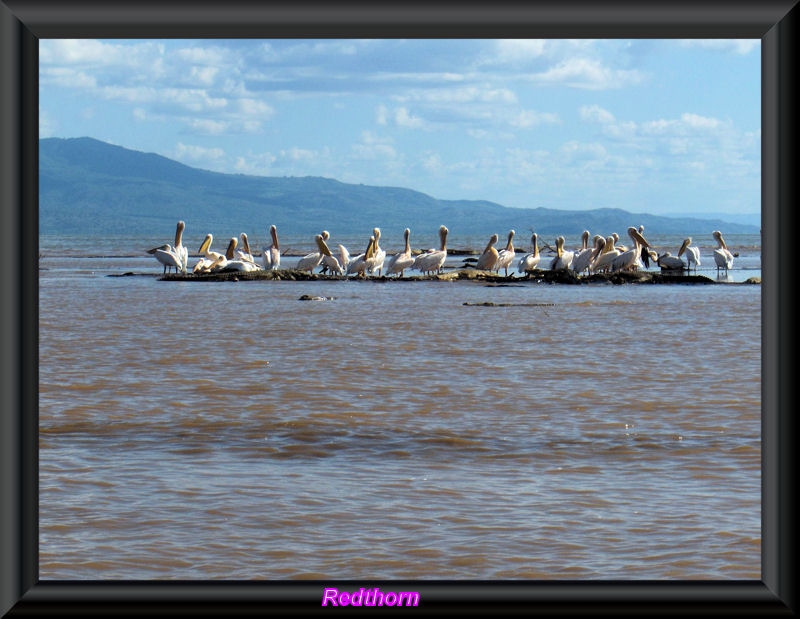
[39,38,761,223]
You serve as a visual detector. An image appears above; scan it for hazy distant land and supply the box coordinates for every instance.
[40,137,760,238]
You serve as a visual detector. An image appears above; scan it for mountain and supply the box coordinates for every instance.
[39,137,759,239]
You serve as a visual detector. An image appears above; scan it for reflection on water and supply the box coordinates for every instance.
[38,235,762,580]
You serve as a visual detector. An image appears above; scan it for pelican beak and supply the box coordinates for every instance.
[632,229,649,248]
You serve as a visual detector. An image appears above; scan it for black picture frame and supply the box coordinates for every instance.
[1,1,796,616]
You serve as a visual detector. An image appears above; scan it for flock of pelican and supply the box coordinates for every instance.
[148,221,736,278]
[461,226,733,276]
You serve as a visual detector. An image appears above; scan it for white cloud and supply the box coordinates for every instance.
[174,142,226,163]
[185,118,230,135]
[680,113,721,130]
[498,39,548,57]
[679,39,759,55]
[376,105,388,125]
[395,86,517,105]
[187,65,220,87]
[352,132,397,160]
[579,104,615,124]
[279,147,320,163]
[394,107,424,129]
[39,108,58,137]
[420,152,444,174]
[534,57,644,90]
[509,109,560,128]
[234,152,278,175]
[40,67,98,89]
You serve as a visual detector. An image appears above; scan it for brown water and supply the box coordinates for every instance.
[38,237,762,580]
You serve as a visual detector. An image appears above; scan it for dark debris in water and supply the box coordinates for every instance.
[463,302,556,307]
[299,295,335,301]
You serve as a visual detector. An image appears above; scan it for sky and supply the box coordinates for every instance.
[39,38,761,223]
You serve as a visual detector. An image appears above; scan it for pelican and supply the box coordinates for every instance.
[634,226,654,269]
[590,236,620,273]
[318,231,347,275]
[610,231,628,253]
[611,227,651,272]
[385,228,415,277]
[678,237,701,272]
[208,237,239,272]
[475,233,500,271]
[316,234,346,275]
[336,244,351,273]
[172,220,188,273]
[234,232,256,265]
[656,252,685,271]
[296,235,326,273]
[517,232,541,274]
[495,229,516,276]
[262,225,281,271]
[192,233,225,273]
[148,220,188,274]
[193,254,227,274]
[413,225,449,275]
[712,230,734,274]
[224,257,261,272]
[571,231,599,275]
[222,237,260,272]
[550,236,574,271]
[347,236,376,277]
[147,243,183,275]
[367,227,387,276]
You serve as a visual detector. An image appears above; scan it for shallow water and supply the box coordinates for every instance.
[38,234,762,580]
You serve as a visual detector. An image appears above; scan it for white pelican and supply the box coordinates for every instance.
[296,235,326,273]
[517,232,541,274]
[495,229,516,276]
[590,236,620,273]
[336,244,351,273]
[347,236,376,277]
[193,254,227,274]
[318,230,347,275]
[147,243,183,274]
[611,231,628,253]
[173,220,188,273]
[637,226,654,269]
[224,258,261,272]
[656,252,685,270]
[384,228,415,277]
[148,220,188,274]
[712,230,734,274]
[678,237,701,272]
[550,236,574,271]
[317,234,345,275]
[571,231,598,275]
[235,232,257,265]
[657,238,691,271]
[208,237,239,272]
[262,225,281,271]
[611,227,651,272]
[192,233,225,273]
[221,237,260,272]
[475,233,500,271]
[367,227,386,276]
[413,225,449,275]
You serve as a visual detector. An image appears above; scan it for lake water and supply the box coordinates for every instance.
[38,231,762,580]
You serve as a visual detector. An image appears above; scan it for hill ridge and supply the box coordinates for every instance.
[39,137,760,238]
